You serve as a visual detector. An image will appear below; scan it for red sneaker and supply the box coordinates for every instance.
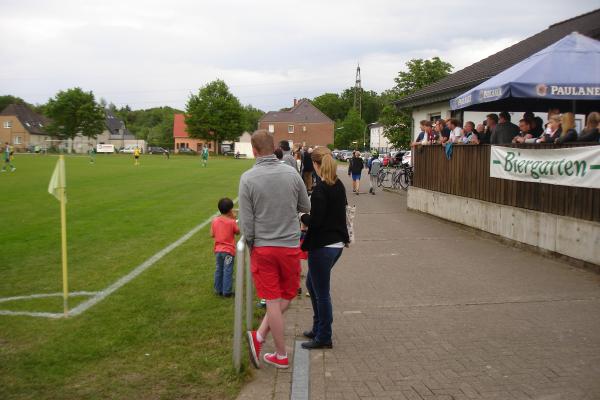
[246,331,262,369]
[263,352,289,369]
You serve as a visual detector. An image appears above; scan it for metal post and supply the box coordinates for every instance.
[244,245,253,331]
[232,237,246,372]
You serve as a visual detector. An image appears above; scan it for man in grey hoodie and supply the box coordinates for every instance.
[241,130,310,369]
[278,140,298,172]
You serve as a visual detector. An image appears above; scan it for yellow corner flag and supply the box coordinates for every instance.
[48,155,69,316]
[48,155,66,202]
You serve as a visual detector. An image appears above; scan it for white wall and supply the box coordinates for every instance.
[234,142,255,159]
[408,187,600,265]
[411,101,451,139]
[369,126,391,151]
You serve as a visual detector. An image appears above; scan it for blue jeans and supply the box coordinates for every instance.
[214,252,234,295]
[306,247,343,343]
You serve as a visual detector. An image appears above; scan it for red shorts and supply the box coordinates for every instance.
[250,246,301,300]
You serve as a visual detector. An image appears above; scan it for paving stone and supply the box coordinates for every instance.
[236,176,600,400]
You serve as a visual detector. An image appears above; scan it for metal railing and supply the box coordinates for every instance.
[232,236,254,372]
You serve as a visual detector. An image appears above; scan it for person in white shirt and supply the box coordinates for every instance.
[447,119,464,143]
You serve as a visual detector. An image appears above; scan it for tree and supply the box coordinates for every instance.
[393,57,453,97]
[45,88,105,141]
[185,80,244,154]
[339,88,383,125]
[0,95,28,113]
[337,108,366,149]
[381,57,453,149]
[312,93,346,122]
[115,105,181,149]
[240,104,264,133]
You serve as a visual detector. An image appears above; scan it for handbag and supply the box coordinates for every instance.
[345,204,356,246]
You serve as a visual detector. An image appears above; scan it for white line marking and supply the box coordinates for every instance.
[1,198,237,319]
[0,310,64,318]
[0,291,98,304]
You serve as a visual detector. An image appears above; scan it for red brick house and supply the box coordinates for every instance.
[173,114,215,153]
[258,99,334,148]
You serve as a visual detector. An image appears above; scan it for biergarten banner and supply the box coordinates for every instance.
[490,146,600,189]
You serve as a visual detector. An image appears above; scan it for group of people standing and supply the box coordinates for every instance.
[237,130,349,369]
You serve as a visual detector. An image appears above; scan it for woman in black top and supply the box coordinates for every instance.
[555,112,578,144]
[347,151,364,195]
[300,147,349,349]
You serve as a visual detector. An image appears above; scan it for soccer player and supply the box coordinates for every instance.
[1,142,15,172]
[134,147,140,166]
[201,145,209,167]
[88,145,96,164]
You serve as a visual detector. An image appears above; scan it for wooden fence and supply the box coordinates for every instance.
[412,143,600,223]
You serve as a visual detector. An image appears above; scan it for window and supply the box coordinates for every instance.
[429,113,441,122]
[14,136,22,145]
[302,126,307,132]
[3,121,11,129]
[268,124,274,133]
[288,124,294,134]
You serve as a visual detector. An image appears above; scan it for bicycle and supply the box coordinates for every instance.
[377,166,394,188]
[396,163,413,190]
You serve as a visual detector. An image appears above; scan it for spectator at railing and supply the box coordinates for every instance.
[462,121,479,144]
[484,114,498,143]
[512,119,534,144]
[436,119,450,145]
[422,120,437,145]
[476,122,490,144]
[411,120,427,146]
[537,114,562,143]
[491,111,519,144]
[578,112,600,143]
[447,119,464,143]
[555,112,578,144]
[522,111,544,137]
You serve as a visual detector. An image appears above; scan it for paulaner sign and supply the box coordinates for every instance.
[490,146,600,189]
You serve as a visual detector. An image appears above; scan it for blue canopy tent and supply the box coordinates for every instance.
[450,32,600,113]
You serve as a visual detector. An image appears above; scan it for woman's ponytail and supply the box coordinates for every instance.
[311,147,338,185]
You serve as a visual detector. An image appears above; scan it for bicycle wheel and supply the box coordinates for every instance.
[391,170,400,189]
[381,170,393,188]
[377,169,385,187]
[399,170,410,190]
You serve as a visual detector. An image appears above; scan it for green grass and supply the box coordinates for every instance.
[0,154,258,399]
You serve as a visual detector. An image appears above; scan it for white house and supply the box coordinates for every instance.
[368,122,392,153]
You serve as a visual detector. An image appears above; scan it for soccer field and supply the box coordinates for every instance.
[0,154,256,399]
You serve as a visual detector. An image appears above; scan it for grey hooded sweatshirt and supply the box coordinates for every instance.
[238,155,310,248]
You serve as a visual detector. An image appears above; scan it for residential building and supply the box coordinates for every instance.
[258,99,334,149]
[368,122,391,153]
[0,104,51,151]
[394,9,600,139]
[173,114,216,153]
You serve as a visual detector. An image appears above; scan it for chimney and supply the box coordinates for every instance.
[293,98,297,107]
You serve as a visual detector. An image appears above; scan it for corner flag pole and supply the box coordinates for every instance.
[48,154,69,316]
[60,177,69,316]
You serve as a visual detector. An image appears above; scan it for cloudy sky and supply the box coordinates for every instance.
[1,0,597,111]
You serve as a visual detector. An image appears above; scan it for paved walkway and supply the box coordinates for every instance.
[237,172,600,400]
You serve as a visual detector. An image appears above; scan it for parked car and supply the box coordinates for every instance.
[147,146,169,154]
[332,150,341,159]
[177,147,197,155]
[339,151,354,161]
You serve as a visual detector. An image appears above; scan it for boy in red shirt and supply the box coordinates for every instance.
[210,198,240,297]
